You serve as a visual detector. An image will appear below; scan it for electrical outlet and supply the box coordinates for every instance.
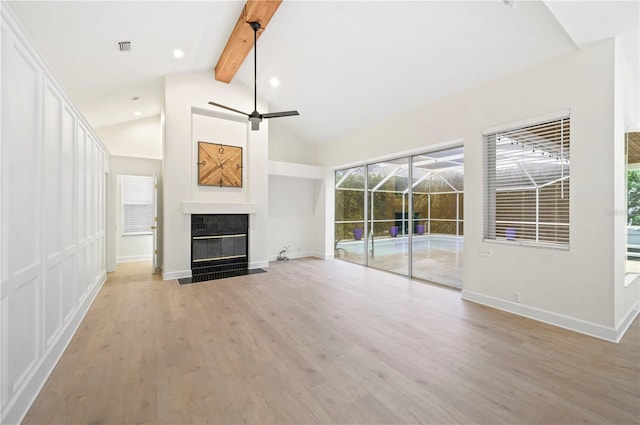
[513,291,521,303]
[478,248,492,257]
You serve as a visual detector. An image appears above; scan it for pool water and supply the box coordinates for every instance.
[336,234,464,288]
[337,234,463,255]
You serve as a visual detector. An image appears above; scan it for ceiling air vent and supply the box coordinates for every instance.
[116,41,131,52]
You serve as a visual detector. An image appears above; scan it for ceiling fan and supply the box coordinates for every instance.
[208,21,299,131]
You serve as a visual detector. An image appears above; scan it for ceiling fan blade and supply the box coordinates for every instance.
[261,110,300,119]
[208,101,250,117]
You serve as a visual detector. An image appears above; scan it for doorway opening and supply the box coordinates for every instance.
[116,174,155,268]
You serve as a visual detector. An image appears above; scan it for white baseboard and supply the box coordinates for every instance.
[461,290,638,343]
[162,269,191,280]
[266,251,313,262]
[313,251,334,260]
[615,300,640,343]
[249,260,269,269]
[116,254,152,263]
[3,273,107,425]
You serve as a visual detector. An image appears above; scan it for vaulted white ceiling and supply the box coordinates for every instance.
[7,0,639,145]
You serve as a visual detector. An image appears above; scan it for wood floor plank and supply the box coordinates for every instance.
[21,258,640,425]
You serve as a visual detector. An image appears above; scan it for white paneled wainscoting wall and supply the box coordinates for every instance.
[1,6,110,424]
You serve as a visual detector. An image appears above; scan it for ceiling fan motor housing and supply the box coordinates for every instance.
[249,113,262,131]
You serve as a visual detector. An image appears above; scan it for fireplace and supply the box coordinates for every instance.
[190,214,248,282]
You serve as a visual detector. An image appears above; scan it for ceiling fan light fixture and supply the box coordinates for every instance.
[250,118,261,131]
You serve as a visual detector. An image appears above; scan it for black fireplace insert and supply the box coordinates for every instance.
[190,214,248,282]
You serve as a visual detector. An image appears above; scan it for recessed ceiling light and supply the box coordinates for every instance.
[134,111,141,116]
[270,77,279,87]
[173,49,184,59]
[132,96,140,102]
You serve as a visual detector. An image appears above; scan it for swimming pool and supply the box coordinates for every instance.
[336,234,464,288]
[336,234,463,255]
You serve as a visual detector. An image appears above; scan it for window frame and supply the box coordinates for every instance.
[483,113,570,250]
[121,175,154,236]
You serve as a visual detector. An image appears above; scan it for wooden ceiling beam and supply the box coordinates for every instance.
[214,0,283,83]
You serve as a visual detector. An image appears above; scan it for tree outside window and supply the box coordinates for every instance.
[628,170,640,226]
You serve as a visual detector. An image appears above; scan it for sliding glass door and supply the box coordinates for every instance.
[334,166,366,265]
[411,147,464,287]
[367,157,410,275]
[334,146,464,288]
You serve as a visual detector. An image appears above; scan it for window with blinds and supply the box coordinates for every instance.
[122,175,154,235]
[484,115,570,248]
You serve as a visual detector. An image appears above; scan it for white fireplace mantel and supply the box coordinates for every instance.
[182,201,258,215]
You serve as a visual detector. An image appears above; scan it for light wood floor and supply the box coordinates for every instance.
[23,258,639,424]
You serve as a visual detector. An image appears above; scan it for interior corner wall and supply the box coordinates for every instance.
[268,120,318,165]
[1,6,109,423]
[625,69,640,131]
[163,71,269,279]
[622,43,640,131]
[614,41,640,332]
[267,161,329,261]
[96,114,162,160]
[108,156,163,269]
[317,168,336,259]
[267,175,317,261]
[319,39,625,339]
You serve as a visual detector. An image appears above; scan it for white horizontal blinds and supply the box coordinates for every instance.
[485,133,497,240]
[122,175,154,234]
[484,116,570,247]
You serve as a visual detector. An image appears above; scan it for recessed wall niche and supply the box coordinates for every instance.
[191,111,247,198]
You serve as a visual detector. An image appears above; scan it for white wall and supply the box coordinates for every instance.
[163,71,269,279]
[117,231,152,263]
[317,169,336,259]
[267,161,328,260]
[622,42,640,132]
[268,120,317,165]
[1,6,109,423]
[614,41,640,330]
[268,176,317,260]
[318,39,639,342]
[96,114,162,159]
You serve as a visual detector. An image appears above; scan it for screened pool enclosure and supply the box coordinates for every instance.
[335,146,464,288]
